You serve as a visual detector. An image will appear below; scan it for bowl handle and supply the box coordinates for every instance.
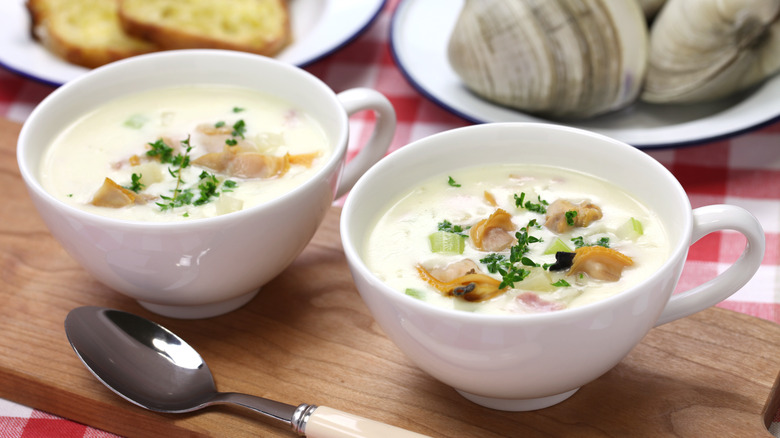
[335,88,396,198]
[654,205,765,326]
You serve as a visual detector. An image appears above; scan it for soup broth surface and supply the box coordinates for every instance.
[40,85,330,221]
[364,164,670,314]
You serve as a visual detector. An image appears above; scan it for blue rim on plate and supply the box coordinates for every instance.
[0,0,387,88]
[389,0,780,149]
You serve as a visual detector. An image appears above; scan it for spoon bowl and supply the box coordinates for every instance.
[67,308,223,413]
[65,306,429,437]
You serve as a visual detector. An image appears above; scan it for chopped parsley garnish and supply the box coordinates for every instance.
[125,173,144,193]
[146,139,175,163]
[157,188,194,211]
[215,121,226,128]
[552,279,571,287]
[225,138,238,146]
[232,107,245,113]
[521,257,539,267]
[437,220,468,236]
[223,180,237,191]
[447,176,461,187]
[118,130,245,213]
[155,137,194,211]
[193,172,220,206]
[565,210,578,226]
[571,236,610,248]
[157,171,238,212]
[514,192,549,214]
[480,219,543,288]
[231,119,247,138]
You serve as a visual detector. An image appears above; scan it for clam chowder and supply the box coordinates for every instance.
[364,164,669,314]
[40,85,330,221]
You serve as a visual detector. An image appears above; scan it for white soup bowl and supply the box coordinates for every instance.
[340,123,764,411]
[17,50,396,319]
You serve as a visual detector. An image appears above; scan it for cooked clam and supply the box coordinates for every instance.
[642,0,780,104]
[470,208,516,252]
[416,264,505,302]
[568,246,633,281]
[447,0,649,119]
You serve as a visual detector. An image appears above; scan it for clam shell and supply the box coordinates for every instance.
[447,0,648,119]
[642,0,780,104]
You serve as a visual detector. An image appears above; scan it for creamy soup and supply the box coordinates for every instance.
[364,164,669,314]
[40,85,330,221]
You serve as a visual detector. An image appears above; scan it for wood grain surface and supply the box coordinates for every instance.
[1,117,779,437]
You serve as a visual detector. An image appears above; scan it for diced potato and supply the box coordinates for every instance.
[215,195,244,215]
[254,132,285,151]
[519,267,556,293]
[131,162,164,186]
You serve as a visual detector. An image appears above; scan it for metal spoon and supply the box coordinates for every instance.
[64,306,429,437]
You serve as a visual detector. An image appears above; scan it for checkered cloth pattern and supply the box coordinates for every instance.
[1,0,778,436]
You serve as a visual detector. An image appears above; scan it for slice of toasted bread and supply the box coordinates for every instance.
[118,0,291,57]
[26,0,158,69]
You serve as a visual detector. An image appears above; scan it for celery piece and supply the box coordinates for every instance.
[543,237,573,254]
[428,231,465,254]
[405,288,425,300]
[616,217,644,240]
[123,114,147,129]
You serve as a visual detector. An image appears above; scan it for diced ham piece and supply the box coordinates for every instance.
[515,292,565,312]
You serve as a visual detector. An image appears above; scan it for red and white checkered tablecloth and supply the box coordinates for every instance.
[2,0,779,436]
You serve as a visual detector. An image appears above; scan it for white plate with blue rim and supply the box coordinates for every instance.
[390,0,780,148]
[0,0,386,87]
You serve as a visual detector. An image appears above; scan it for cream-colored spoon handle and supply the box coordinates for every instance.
[302,406,431,438]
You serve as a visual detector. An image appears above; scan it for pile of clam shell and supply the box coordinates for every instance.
[447,0,780,120]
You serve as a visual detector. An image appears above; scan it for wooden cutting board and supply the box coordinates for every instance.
[1,116,779,437]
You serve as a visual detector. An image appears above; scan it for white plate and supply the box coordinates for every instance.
[390,0,780,148]
[0,0,386,87]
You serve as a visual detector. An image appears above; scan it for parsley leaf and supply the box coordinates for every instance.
[437,220,468,236]
[514,192,549,214]
[565,210,578,226]
[156,136,194,211]
[193,172,220,206]
[232,119,246,138]
[571,236,610,248]
[479,219,543,288]
[125,173,144,193]
[447,176,461,187]
[146,139,174,163]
